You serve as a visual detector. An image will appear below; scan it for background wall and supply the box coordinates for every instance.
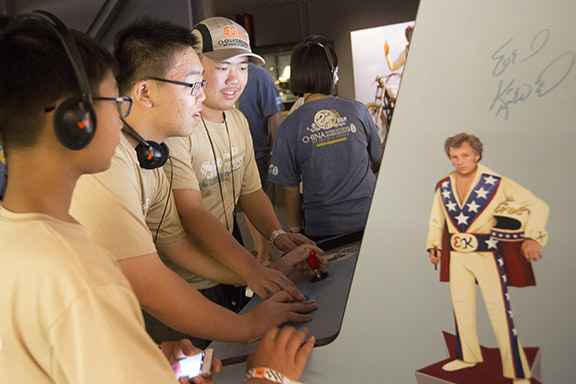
[3,0,420,100]
[345,0,576,382]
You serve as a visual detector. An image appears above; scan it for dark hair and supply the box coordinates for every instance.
[405,25,414,42]
[114,17,197,96]
[0,16,117,152]
[289,35,338,97]
[0,14,10,30]
[444,132,483,161]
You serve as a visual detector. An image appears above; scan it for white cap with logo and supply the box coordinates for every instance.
[192,17,265,65]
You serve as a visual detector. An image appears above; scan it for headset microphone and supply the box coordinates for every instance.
[121,123,169,169]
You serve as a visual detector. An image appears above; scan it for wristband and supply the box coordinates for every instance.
[269,229,287,252]
[245,368,304,384]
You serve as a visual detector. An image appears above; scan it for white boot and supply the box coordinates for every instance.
[442,359,477,371]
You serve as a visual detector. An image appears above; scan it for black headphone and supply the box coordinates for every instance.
[122,123,169,169]
[319,43,335,79]
[305,36,337,94]
[26,10,96,150]
[319,43,336,95]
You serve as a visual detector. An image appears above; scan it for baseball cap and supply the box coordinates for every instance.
[192,17,265,65]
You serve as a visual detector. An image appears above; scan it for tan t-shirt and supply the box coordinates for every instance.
[165,108,261,228]
[0,208,178,383]
[164,108,261,289]
[71,134,186,261]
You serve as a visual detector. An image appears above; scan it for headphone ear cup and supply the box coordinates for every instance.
[135,141,169,169]
[54,97,97,150]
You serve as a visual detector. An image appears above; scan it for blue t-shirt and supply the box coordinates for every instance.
[269,97,382,236]
[238,63,285,159]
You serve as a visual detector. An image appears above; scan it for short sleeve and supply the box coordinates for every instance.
[164,136,201,192]
[72,167,158,260]
[259,70,285,118]
[71,139,185,260]
[269,118,301,187]
[360,105,383,163]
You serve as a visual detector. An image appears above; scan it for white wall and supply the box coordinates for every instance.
[355,0,576,381]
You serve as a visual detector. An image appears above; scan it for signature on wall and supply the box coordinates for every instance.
[489,29,574,120]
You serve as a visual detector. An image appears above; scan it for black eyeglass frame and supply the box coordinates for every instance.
[44,96,133,119]
[93,96,133,119]
[143,77,207,96]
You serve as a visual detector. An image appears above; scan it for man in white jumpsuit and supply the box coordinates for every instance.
[426,132,549,384]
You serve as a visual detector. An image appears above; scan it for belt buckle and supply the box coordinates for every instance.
[450,234,478,253]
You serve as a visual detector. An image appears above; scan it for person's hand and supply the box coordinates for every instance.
[245,263,305,301]
[521,238,542,261]
[273,232,315,253]
[159,340,222,384]
[246,326,315,384]
[243,291,318,342]
[270,244,327,282]
[384,40,390,55]
[429,248,441,265]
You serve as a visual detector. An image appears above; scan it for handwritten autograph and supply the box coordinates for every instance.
[489,29,574,120]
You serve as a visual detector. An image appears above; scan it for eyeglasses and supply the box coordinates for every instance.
[143,77,207,96]
[93,96,133,118]
[44,96,133,118]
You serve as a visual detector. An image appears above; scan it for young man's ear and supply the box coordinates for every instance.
[132,80,153,108]
[42,98,70,147]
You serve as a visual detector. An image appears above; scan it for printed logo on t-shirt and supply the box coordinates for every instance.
[270,165,279,176]
[200,148,244,187]
[302,109,358,146]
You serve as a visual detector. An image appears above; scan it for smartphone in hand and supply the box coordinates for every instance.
[172,348,214,379]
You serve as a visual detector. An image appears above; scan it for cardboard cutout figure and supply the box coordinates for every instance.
[426,133,549,383]
[384,25,413,72]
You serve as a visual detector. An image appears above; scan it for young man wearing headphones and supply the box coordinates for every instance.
[163,17,319,313]
[70,17,322,348]
[0,12,208,382]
